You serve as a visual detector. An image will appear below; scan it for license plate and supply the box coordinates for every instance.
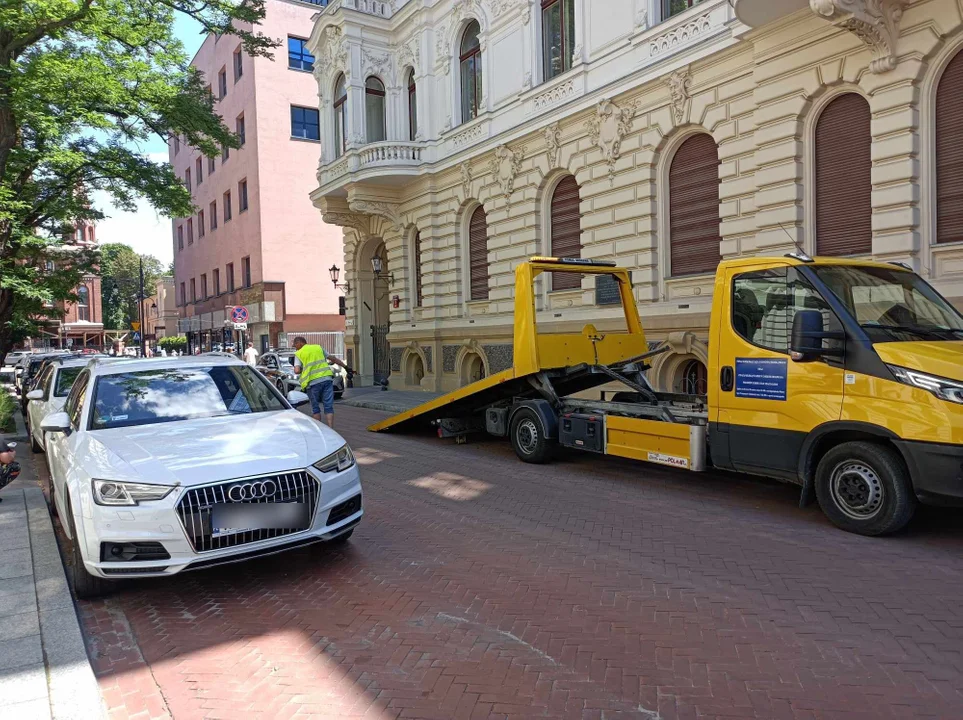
[210,503,309,537]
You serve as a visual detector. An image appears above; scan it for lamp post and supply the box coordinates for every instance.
[329,264,350,294]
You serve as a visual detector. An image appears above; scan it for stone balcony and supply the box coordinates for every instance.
[318,140,427,189]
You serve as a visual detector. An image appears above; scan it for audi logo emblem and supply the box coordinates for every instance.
[227,480,278,502]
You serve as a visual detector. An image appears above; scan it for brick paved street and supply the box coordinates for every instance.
[46,406,963,719]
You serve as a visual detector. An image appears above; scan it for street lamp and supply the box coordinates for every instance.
[329,264,350,294]
[371,253,393,284]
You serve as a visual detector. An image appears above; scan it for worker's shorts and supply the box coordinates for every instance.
[307,379,335,415]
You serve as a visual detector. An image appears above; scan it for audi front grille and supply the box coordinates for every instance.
[175,471,321,553]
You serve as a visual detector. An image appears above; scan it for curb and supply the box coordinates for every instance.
[341,398,415,414]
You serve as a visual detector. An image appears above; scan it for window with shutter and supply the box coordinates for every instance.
[815,93,872,256]
[469,206,489,301]
[550,175,582,291]
[669,133,721,276]
[414,231,423,307]
[937,50,963,245]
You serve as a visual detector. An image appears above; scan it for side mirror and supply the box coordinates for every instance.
[26,389,44,401]
[40,411,71,434]
[790,310,843,362]
[287,390,309,408]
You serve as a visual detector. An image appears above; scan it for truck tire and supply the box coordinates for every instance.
[510,408,555,464]
[814,441,916,536]
[65,497,115,600]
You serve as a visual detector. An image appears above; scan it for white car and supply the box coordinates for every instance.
[3,349,30,367]
[25,356,89,453]
[41,355,363,598]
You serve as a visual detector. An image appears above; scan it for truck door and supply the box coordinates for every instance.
[714,264,844,477]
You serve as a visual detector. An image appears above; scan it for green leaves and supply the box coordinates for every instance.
[0,0,280,356]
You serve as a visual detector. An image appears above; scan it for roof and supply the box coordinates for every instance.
[88,354,246,375]
[719,255,913,272]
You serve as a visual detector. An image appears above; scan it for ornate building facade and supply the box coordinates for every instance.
[307,0,963,393]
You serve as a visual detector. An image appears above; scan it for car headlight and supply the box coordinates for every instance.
[313,444,355,473]
[887,365,963,404]
[92,479,176,506]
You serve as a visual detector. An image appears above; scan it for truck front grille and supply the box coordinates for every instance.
[175,471,320,553]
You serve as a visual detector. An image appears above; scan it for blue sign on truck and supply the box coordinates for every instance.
[735,357,788,401]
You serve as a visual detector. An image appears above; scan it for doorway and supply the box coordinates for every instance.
[356,238,392,385]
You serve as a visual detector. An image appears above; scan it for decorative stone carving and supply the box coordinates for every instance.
[422,346,433,373]
[544,122,561,168]
[650,13,712,56]
[483,344,514,373]
[809,0,907,73]
[523,71,532,90]
[319,26,349,80]
[348,200,403,231]
[438,0,486,61]
[362,48,391,77]
[320,159,350,184]
[398,37,420,75]
[442,344,459,373]
[389,347,403,373]
[489,144,524,201]
[321,212,370,234]
[571,43,583,65]
[585,99,636,182]
[667,67,691,125]
[636,8,648,29]
[460,161,474,200]
[451,122,485,147]
[533,78,575,111]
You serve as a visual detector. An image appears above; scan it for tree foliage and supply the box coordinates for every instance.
[99,242,163,330]
[0,0,279,358]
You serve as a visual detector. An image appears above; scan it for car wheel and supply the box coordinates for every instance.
[276,379,287,394]
[510,408,555,464]
[334,392,343,400]
[814,441,916,536]
[65,496,115,600]
[30,431,42,454]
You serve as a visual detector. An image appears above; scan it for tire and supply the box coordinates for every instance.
[276,379,287,394]
[814,441,916,536]
[65,497,114,600]
[334,392,343,400]
[30,431,42,454]
[510,408,555,464]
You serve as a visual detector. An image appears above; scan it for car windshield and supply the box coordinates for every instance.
[812,265,963,343]
[90,365,287,430]
[54,367,83,397]
[279,352,296,365]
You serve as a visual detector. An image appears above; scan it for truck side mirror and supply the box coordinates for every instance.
[791,310,843,362]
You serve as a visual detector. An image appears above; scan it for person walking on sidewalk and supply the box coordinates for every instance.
[0,441,21,502]
[292,337,352,428]
[243,342,259,367]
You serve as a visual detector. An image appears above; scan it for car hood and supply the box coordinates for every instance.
[81,410,344,486]
[874,341,963,382]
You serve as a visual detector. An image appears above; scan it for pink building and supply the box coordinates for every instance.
[170,0,344,352]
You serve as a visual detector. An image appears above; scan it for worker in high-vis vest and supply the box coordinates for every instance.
[292,337,352,427]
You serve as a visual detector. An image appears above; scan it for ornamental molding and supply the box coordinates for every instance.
[362,48,391,78]
[319,26,349,80]
[348,199,403,230]
[544,122,561,168]
[460,161,474,200]
[398,37,420,75]
[489,144,524,201]
[532,78,575,111]
[451,121,485,147]
[322,212,369,234]
[667,67,692,125]
[650,12,712,57]
[437,0,487,61]
[585,99,636,182]
[636,8,649,29]
[809,0,908,73]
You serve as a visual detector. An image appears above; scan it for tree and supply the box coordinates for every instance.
[99,243,163,330]
[0,0,279,359]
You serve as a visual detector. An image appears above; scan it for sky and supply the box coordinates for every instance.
[92,15,207,266]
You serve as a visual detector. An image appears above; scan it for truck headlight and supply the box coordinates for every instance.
[887,365,963,405]
[313,445,355,473]
[92,480,176,506]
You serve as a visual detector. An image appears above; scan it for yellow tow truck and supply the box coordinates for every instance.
[372,255,963,535]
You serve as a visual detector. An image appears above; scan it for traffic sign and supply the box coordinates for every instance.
[232,322,248,331]
[131,322,141,331]
[231,306,249,323]
[132,332,141,341]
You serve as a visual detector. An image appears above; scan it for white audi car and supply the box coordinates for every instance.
[25,356,89,452]
[41,355,363,598]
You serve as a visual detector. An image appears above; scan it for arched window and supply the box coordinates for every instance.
[413,230,423,307]
[407,70,418,141]
[77,285,90,322]
[460,21,482,123]
[815,93,872,256]
[680,359,708,395]
[468,206,489,301]
[333,74,347,158]
[550,175,582,291]
[669,133,721,276]
[542,0,575,81]
[365,77,386,143]
[937,50,963,245]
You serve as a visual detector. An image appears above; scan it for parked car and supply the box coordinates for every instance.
[257,349,345,399]
[25,356,88,453]
[18,352,71,413]
[3,350,30,368]
[41,355,363,598]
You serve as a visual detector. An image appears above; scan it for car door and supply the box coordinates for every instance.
[47,370,89,518]
[713,264,845,477]
[30,368,55,446]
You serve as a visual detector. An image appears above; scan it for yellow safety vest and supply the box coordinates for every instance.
[295,344,333,389]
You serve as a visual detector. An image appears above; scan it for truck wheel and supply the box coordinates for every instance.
[510,408,555,464]
[814,441,916,536]
[65,497,115,600]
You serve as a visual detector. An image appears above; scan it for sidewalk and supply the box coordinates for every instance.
[0,403,105,719]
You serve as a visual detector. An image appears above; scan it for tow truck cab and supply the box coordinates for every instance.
[373,255,963,536]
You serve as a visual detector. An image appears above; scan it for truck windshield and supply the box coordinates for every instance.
[812,265,963,342]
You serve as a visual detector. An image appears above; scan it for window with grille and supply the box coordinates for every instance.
[550,175,582,291]
[937,50,963,245]
[468,206,489,301]
[669,133,721,276]
[815,94,872,256]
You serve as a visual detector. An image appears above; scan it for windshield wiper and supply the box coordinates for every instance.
[861,323,963,340]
